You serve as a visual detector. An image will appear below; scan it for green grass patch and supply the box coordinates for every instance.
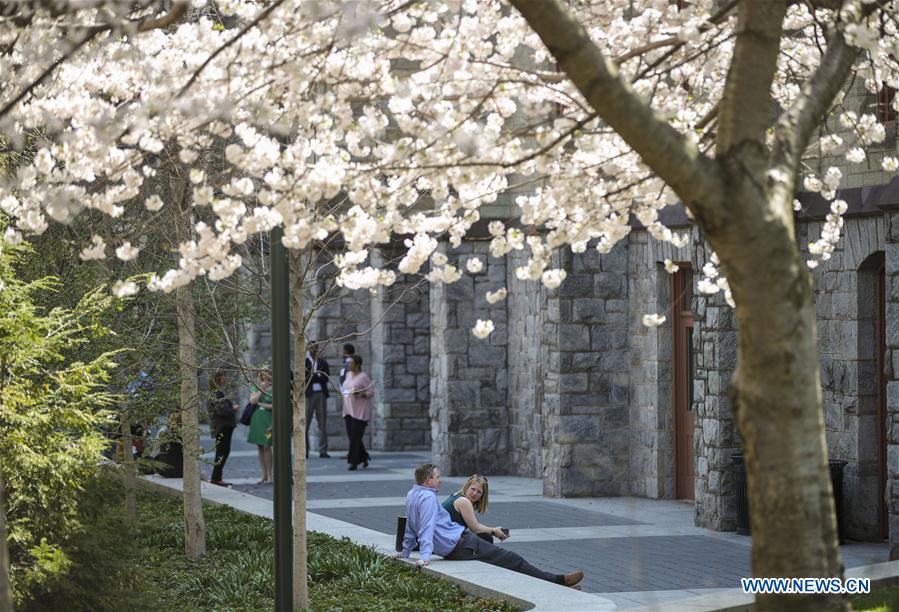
[852,586,899,612]
[134,491,519,611]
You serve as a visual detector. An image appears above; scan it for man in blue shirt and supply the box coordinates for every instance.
[400,463,584,587]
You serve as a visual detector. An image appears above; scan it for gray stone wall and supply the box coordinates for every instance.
[430,241,510,476]
[692,237,739,532]
[627,232,692,499]
[306,278,372,452]
[507,248,545,477]
[370,249,431,451]
[801,215,886,541]
[886,211,899,558]
[542,243,630,497]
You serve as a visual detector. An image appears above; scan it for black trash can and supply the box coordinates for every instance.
[829,459,847,544]
[395,516,407,552]
[731,453,848,543]
[731,452,751,535]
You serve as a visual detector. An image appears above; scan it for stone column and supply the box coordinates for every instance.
[430,241,509,476]
[370,249,431,451]
[885,210,899,559]
[693,240,739,531]
[542,243,630,497]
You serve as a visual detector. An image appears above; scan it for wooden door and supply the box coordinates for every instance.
[673,266,695,500]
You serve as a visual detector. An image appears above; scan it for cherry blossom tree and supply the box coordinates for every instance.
[3,0,899,609]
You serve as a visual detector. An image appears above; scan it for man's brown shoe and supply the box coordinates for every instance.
[563,571,584,587]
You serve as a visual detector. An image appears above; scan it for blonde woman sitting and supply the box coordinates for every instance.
[441,474,510,544]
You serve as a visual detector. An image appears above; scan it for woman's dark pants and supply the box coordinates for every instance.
[344,416,370,467]
[211,425,234,482]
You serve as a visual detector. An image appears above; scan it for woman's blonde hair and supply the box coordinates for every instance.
[456,474,489,514]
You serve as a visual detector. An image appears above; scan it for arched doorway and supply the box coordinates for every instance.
[856,251,887,540]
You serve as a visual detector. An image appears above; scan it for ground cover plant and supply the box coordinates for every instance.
[135,491,519,611]
[851,586,899,612]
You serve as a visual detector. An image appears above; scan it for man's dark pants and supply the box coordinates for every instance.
[445,530,562,584]
[305,392,328,454]
[211,426,234,482]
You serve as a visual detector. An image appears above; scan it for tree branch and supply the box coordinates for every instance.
[770,28,859,174]
[176,0,286,98]
[0,1,188,122]
[716,0,787,154]
[508,0,725,226]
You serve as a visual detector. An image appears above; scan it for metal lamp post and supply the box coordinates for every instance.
[271,227,293,610]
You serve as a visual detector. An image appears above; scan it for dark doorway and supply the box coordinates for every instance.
[875,259,887,538]
[672,265,695,500]
[857,251,887,541]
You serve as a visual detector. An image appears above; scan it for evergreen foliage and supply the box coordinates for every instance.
[0,232,121,606]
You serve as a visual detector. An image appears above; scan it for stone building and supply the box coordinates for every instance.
[244,83,899,550]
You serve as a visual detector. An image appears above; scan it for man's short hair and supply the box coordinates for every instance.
[343,343,356,355]
[415,463,437,485]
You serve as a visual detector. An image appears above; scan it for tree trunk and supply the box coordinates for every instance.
[120,410,137,523]
[288,249,310,610]
[173,183,206,559]
[713,185,845,611]
[176,279,206,558]
[0,471,13,612]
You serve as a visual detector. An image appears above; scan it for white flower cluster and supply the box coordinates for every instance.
[472,319,495,339]
[807,199,848,269]
[696,253,735,307]
[0,0,895,312]
[641,313,666,328]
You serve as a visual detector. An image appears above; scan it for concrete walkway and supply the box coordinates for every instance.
[144,425,893,611]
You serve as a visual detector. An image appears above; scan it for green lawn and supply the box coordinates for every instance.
[852,586,899,612]
[134,491,519,611]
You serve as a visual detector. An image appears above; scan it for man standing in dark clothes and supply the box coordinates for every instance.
[305,342,331,458]
[208,371,238,486]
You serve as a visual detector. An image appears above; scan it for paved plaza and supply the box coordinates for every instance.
[196,426,889,609]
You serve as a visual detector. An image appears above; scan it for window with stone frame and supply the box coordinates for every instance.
[875,85,897,124]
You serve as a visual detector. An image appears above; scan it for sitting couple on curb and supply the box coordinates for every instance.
[398,463,584,588]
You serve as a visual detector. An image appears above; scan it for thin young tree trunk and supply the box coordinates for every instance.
[176,278,206,558]
[0,471,13,612]
[288,249,309,610]
[120,410,137,523]
[174,179,206,559]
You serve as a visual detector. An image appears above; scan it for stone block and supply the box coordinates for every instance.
[557,415,601,444]
[444,330,469,354]
[406,355,430,375]
[413,335,430,355]
[591,328,611,351]
[406,312,430,328]
[572,298,605,323]
[383,388,417,403]
[559,324,591,351]
[469,343,506,367]
[559,373,589,393]
[448,380,481,408]
[718,332,738,369]
[601,351,628,372]
[558,274,594,298]
[573,249,602,273]
[595,273,625,299]
[601,243,629,273]
[572,352,602,372]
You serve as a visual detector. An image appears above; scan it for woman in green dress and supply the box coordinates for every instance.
[247,370,273,483]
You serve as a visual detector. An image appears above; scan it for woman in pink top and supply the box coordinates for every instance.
[342,354,374,471]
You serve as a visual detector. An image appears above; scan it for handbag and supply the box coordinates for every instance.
[239,402,258,426]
